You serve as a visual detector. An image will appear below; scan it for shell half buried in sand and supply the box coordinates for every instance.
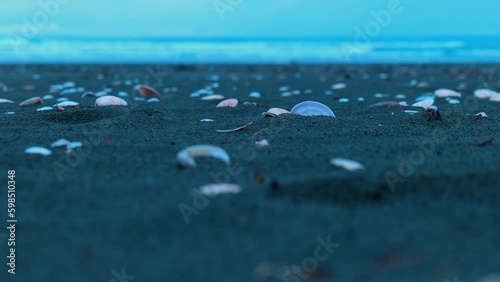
[474,88,496,99]
[262,107,290,117]
[291,101,335,117]
[434,88,461,98]
[330,158,365,171]
[95,96,128,106]
[0,98,14,103]
[177,145,230,168]
[411,99,434,109]
[216,122,252,133]
[135,85,162,99]
[198,183,242,196]
[19,97,43,107]
[216,98,238,107]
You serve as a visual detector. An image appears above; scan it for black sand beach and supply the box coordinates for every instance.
[0,64,499,282]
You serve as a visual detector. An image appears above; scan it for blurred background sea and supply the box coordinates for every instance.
[1,36,499,63]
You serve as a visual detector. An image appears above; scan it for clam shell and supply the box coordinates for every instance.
[290,101,335,117]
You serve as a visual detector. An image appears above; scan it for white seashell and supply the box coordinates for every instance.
[67,142,83,149]
[55,101,79,107]
[357,97,365,102]
[489,93,500,102]
[476,112,488,118]
[434,88,461,98]
[332,83,346,90]
[96,96,127,106]
[324,90,333,95]
[255,139,270,148]
[404,110,420,115]
[374,93,389,98]
[36,106,54,111]
[249,92,261,98]
[42,95,54,100]
[474,88,496,99]
[395,94,406,99]
[118,91,128,97]
[0,98,14,103]
[201,94,224,101]
[281,92,292,97]
[177,145,230,168]
[338,98,349,103]
[57,97,69,102]
[5,112,15,115]
[279,86,288,92]
[200,119,214,122]
[134,97,146,101]
[25,146,52,156]
[147,98,160,102]
[62,81,75,88]
[448,99,461,104]
[411,99,434,109]
[51,139,70,147]
[60,88,77,95]
[198,183,242,196]
[330,158,365,171]
[291,101,335,117]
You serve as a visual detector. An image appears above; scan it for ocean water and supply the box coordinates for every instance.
[1,36,499,63]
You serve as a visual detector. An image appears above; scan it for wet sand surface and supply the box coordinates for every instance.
[0,64,499,282]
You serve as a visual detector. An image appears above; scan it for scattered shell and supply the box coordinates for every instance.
[338,98,349,103]
[291,101,335,117]
[411,99,434,109]
[281,92,292,97]
[95,96,127,106]
[404,110,420,115]
[202,94,224,101]
[357,97,365,102]
[133,97,146,101]
[23,85,35,91]
[42,95,54,100]
[198,183,242,196]
[19,97,43,107]
[25,146,52,156]
[63,81,76,88]
[200,119,214,122]
[474,88,496,99]
[95,91,108,97]
[489,93,500,102]
[55,101,79,107]
[5,112,15,115]
[67,142,83,149]
[177,145,230,168]
[395,94,406,99]
[448,99,461,104]
[147,98,160,103]
[374,93,389,98]
[0,98,14,103]
[279,86,288,92]
[324,90,333,95]
[249,92,261,98]
[369,101,402,108]
[330,158,365,171]
[255,139,270,148]
[135,85,162,99]
[217,122,252,133]
[476,112,488,118]
[36,106,54,111]
[51,139,70,147]
[263,108,290,117]
[57,97,69,102]
[56,105,65,112]
[434,88,461,98]
[417,81,429,88]
[332,83,346,90]
[118,91,128,97]
[216,98,238,108]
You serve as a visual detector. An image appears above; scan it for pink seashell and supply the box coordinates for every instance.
[0,98,14,103]
[19,97,43,107]
[411,99,434,109]
[216,98,238,107]
[434,88,461,98]
[135,85,161,99]
[474,89,496,99]
[263,108,290,117]
[291,101,335,117]
[202,94,224,101]
[199,183,242,196]
[95,96,128,106]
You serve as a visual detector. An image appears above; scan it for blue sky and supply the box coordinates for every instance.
[0,0,499,38]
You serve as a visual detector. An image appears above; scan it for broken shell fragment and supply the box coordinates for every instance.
[198,183,242,196]
[135,85,162,99]
[411,99,434,109]
[0,98,14,103]
[330,158,365,171]
[216,98,238,108]
[19,97,43,107]
[56,105,65,112]
[177,145,230,168]
[476,112,488,118]
[291,101,335,117]
[255,139,269,148]
[95,96,128,106]
[25,146,52,156]
[217,122,252,133]
[474,88,496,99]
[201,94,224,101]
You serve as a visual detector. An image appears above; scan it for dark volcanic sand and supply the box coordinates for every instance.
[0,64,499,282]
